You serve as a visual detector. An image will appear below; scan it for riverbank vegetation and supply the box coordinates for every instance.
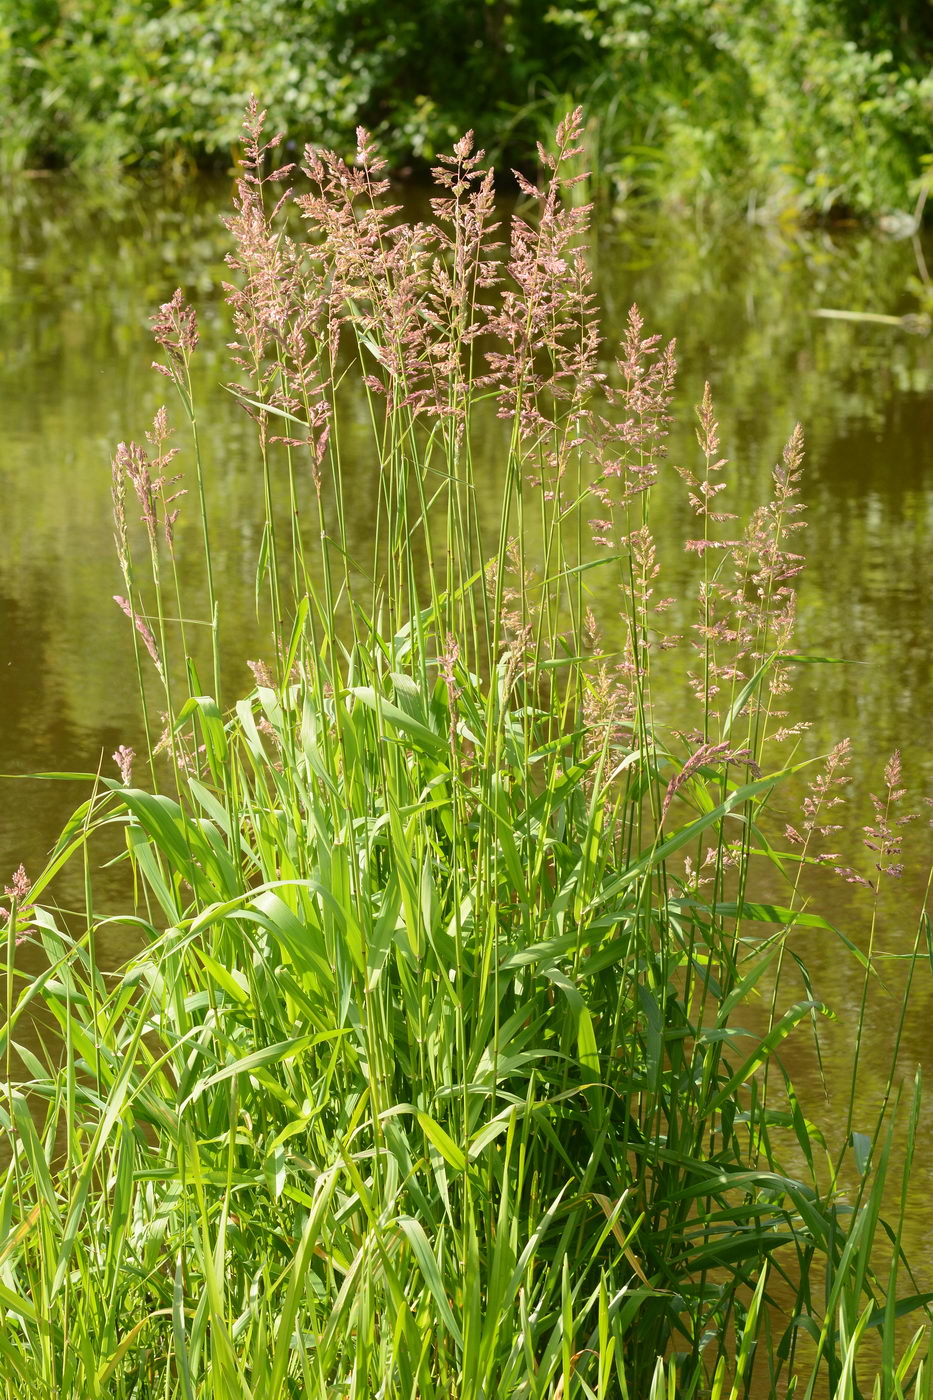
[3,0,933,219]
[2,106,932,1397]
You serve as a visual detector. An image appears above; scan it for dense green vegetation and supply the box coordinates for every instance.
[2,107,932,1397]
[3,0,933,217]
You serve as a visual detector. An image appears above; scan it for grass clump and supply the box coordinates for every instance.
[2,104,932,1399]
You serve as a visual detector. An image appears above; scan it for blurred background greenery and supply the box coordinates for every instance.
[2,0,932,220]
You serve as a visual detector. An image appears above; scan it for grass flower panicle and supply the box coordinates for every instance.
[112,744,136,786]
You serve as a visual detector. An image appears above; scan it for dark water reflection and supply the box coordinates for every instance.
[2,174,933,1293]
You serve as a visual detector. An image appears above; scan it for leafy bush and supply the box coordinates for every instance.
[546,0,933,217]
[0,0,576,172]
[3,0,932,215]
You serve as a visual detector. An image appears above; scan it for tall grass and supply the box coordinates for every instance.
[2,103,931,1398]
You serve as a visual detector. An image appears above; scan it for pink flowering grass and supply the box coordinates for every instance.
[2,104,932,1400]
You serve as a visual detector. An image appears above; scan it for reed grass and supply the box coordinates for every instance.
[1,103,931,1399]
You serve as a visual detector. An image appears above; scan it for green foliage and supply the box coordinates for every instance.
[3,0,932,214]
[0,0,578,172]
[545,0,933,217]
[2,110,932,1397]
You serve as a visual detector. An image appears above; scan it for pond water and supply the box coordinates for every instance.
[2,173,933,1278]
